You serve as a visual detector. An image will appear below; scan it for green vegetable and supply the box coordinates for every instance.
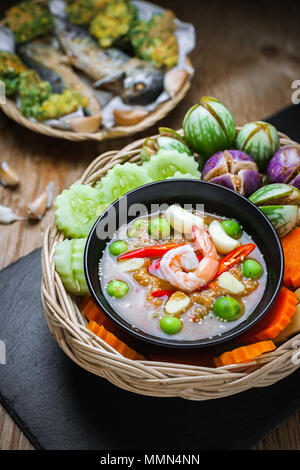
[213,296,242,322]
[96,162,152,205]
[157,136,192,156]
[127,218,148,238]
[106,280,129,298]
[18,70,52,119]
[236,121,279,170]
[54,238,89,295]
[159,316,182,335]
[148,217,171,239]
[183,97,236,160]
[259,205,298,237]
[221,219,242,239]
[249,183,300,206]
[166,171,200,180]
[54,183,107,238]
[143,149,201,181]
[243,259,263,279]
[109,240,128,256]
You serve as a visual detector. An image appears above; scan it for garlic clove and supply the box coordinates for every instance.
[165,69,190,98]
[165,291,190,315]
[0,162,20,187]
[67,114,102,133]
[27,181,54,220]
[113,108,149,126]
[0,205,24,224]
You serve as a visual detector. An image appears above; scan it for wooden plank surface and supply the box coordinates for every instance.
[0,0,300,450]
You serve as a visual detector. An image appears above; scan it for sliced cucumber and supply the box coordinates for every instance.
[54,238,89,295]
[143,149,201,181]
[96,162,152,205]
[54,183,107,238]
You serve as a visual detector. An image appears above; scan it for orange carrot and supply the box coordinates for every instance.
[214,340,276,367]
[87,321,144,360]
[81,296,118,332]
[239,287,298,343]
[281,227,300,288]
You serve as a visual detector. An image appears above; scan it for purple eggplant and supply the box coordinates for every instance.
[202,149,262,197]
[290,174,300,190]
[267,146,300,184]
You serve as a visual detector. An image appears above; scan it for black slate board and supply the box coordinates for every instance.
[0,105,300,450]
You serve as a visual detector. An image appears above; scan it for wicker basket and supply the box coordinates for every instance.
[41,129,300,400]
[0,79,191,141]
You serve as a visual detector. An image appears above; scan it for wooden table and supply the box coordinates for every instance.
[0,0,300,450]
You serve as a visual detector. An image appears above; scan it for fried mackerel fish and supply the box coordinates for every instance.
[90,0,137,48]
[0,51,27,95]
[18,70,88,121]
[5,1,53,44]
[66,0,110,25]
[129,10,178,69]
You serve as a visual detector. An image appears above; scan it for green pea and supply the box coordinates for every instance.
[213,296,242,322]
[221,219,242,239]
[127,219,148,238]
[109,240,128,256]
[159,316,183,335]
[148,217,170,239]
[106,280,129,298]
[243,259,263,279]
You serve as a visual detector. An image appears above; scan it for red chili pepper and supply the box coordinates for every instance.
[151,290,174,298]
[118,242,185,260]
[216,243,256,277]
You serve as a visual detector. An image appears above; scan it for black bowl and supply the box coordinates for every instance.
[84,180,283,349]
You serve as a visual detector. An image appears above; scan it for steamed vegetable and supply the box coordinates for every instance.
[54,238,89,295]
[275,304,300,343]
[202,150,262,197]
[96,162,152,205]
[81,296,118,332]
[143,149,201,181]
[208,220,240,254]
[239,287,298,342]
[281,227,300,288]
[54,183,106,238]
[214,341,276,367]
[164,204,204,235]
[183,97,236,160]
[87,320,144,360]
[236,121,280,170]
[267,146,300,185]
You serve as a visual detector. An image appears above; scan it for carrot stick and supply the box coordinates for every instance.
[281,227,300,288]
[86,321,144,360]
[214,340,276,367]
[81,296,118,332]
[239,287,298,343]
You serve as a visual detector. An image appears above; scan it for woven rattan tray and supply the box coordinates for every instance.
[41,129,300,400]
[0,79,191,141]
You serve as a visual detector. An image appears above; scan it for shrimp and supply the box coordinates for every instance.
[159,226,219,292]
